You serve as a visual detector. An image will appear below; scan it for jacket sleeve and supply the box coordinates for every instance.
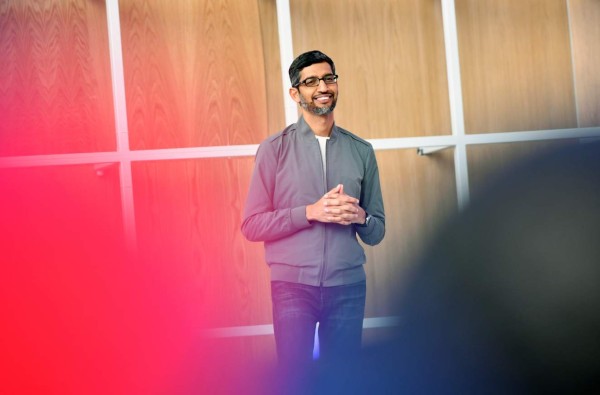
[241,140,312,242]
[355,147,385,245]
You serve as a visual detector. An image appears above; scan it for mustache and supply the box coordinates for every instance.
[312,91,335,99]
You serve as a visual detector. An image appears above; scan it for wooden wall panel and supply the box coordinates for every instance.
[364,149,458,317]
[456,0,577,134]
[467,140,578,198]
[0,0,115,156]
[120,0,269,150]
[132,157,271,328]
[1,163,124,255]
[290,0,451,138]
[0,165,139,395]
[569,0,600,127]
[257,0,286,134]
[192,335,277,394]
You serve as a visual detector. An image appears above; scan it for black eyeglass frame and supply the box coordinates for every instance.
[293,74,339,88]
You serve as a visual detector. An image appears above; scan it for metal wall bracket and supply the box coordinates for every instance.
[417,145,452,156]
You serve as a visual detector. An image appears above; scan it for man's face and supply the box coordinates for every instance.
[294,62,338,116]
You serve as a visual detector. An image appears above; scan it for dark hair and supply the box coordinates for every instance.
[288,50,335,87]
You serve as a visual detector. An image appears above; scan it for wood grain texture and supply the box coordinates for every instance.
[568,0,600,127]
[467,140,577,198]
[456,0,577,133]
[119,0,269,149]
[364,149,458,317]
[132,157,271,328]
[1,163,125,256]
[290,0,451,138]
[257,0,286,134]
[194,335,276,393]
[0,0,115,156]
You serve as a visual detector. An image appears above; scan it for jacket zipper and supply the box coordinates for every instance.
[319,138,329,286]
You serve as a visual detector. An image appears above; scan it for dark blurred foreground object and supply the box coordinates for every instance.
[295,141,600,394]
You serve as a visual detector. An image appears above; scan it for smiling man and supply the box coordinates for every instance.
[241,50,385,374]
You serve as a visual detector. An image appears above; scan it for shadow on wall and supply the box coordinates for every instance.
[274,141,600,395]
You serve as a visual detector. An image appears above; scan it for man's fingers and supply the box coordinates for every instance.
[324,199,359,209]
[335,194,359,204]
[324,185,361,202]
[326,216,352,225]
[324,184,343,198]
[325,206,358,215]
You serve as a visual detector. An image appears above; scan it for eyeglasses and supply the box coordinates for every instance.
[294,74,338,88]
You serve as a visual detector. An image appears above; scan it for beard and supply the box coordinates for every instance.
[299,92,337,115]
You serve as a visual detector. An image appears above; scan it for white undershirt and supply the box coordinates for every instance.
[315,135,330,177]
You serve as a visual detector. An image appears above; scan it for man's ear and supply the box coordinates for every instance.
[289,87,300,103]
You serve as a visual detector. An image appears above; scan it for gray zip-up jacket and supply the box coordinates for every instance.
[241,116,385,286]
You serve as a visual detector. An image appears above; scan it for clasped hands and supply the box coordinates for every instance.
[306,184,365,226]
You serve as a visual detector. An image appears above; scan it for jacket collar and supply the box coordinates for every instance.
[296,115,338,141]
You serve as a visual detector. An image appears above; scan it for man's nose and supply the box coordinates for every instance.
[317,78,329,90]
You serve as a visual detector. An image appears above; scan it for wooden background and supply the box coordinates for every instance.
[291,0,452,138]
[457,0,578,134]
[119,0,269,149]
[0,0,115,156]
[1,0,599,379]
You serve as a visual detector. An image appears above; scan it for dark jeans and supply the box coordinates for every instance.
[270,280,366,369]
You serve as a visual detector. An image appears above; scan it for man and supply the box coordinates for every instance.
[241,50,385,370]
